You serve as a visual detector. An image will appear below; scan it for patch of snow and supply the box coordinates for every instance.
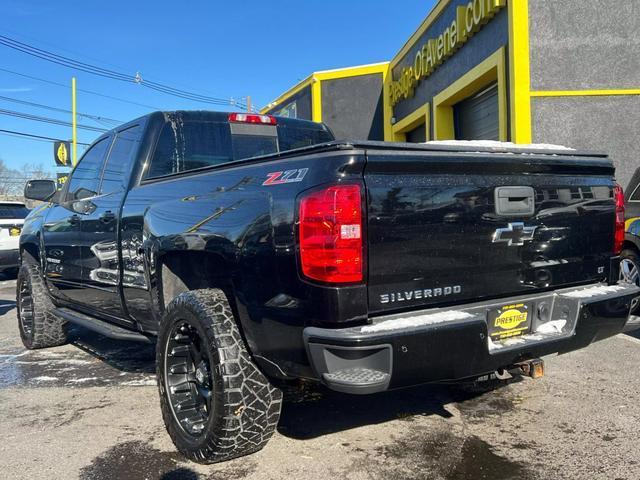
[361,310,474,334]
[15,358,92,366]
[536,320,567,334]
[488,332,548,351]
[502,337,526,346]
[523,334,544,341]
[0,352,28,362]
[425,140,575,151]
[68,377,99,383]
[32,376,58,382]
[562,285,627,299]
[629,315,640,323]
[58,359,93,365]
[487,337,503,350]
[121,378,156,387]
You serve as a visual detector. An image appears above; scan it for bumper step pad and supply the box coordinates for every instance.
[323,367,390,389]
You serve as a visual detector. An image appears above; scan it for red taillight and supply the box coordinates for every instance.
[614,183,625,255]
[228,113,276,125]
[298,185,363,283]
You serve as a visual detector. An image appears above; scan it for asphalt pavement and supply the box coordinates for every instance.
[0,275,639,480]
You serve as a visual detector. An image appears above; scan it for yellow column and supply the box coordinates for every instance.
[508,0,532,143]
[311,78,322,123]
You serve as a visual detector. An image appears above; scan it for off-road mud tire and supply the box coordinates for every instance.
[157,289,282,463]
[17,263,67,349]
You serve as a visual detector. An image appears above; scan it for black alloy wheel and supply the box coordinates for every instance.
[164,321,213,436]
[17,273,34,338]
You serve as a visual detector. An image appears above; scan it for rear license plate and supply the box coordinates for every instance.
[9,227,21,236]
[487,303,532,340]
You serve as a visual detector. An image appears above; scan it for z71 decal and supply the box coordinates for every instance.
[262,168,308,186]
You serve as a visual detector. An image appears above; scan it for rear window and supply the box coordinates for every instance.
[147,122,233,178]
[146,120,333,179]
[231,135,278,160]
[278,126,333,151]
[0,204,29,219]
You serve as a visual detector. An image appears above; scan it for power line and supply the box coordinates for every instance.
[0,128,91,145]
[0,67,161,110]
[0,34,246,108]
[0,108,108,133]
[0,94,122,124]
[1,28,251,109]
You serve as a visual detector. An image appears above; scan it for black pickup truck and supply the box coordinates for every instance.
[18,111,640,463]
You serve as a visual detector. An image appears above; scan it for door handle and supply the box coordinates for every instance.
[495,186,535,216]
[68,214,80,226]
[99,211,116,223]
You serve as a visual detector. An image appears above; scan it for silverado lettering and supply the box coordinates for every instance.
[380,285,462,304]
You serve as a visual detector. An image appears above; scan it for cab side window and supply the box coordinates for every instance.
[66,137,111,200]
[100,125,141,194]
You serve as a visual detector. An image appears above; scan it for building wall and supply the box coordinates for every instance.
[532,96,640,189]
[529,0,640,188]
[529,0,640,90]
[321,73,384,140]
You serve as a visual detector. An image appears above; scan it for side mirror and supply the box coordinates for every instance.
[24,179,57,202]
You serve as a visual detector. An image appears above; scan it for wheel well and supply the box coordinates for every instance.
[20,245,39,265]
[160,251,231,309]
[622,240,640,254]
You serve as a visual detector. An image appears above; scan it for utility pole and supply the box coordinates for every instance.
[71,77,77,166]
[246,96,251,113]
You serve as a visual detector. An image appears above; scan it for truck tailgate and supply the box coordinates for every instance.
[364,149,617,315]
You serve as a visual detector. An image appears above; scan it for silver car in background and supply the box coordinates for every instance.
[0,201,30,276]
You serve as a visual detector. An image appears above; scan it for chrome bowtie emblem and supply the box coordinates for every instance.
[492,222,537,246]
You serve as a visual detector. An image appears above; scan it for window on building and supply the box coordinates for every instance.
[453,83,499,141]
[405,123,427,143]
[274,101,297,119]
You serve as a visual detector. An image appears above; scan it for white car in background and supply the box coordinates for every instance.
[0,201,30,276]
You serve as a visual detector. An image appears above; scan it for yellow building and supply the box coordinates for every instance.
[263,0,640,187]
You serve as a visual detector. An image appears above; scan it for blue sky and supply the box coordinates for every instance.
[0,0,436,172]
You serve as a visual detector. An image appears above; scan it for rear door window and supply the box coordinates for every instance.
[100,125,142,194]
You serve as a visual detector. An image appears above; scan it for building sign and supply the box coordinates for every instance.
[56,172,69,190]
[389,0,505,106]
[54,141,70,167]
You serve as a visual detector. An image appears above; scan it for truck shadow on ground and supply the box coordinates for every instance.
[67,324,156,374]
[277,377,522,440]
[0,299,15,316]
